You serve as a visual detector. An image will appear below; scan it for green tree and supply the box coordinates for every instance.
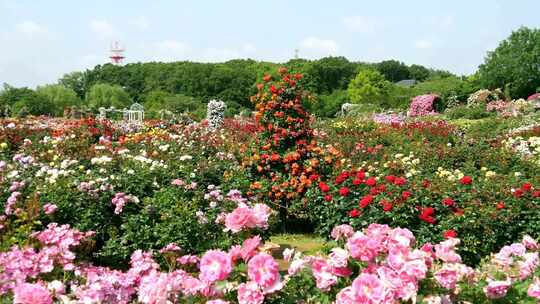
[86,83,131,110]
[35,84,81,116]
[304,56,358,94]
[0,84,55,116]
[348,69,393,107]
[59,71,87,99]
[144,91,205,119]
[376,60,410,82]
[478,26,540,98]
[408,64,430,82]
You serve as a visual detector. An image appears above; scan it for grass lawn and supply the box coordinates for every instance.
[270,233,327,271]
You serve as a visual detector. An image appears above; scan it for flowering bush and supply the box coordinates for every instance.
[245,68,331,218]
[207,100,226,130]
[305,118,540,265]
[467,88,505,107]
[408,94,442,117]
[2,222,540,303]
[527,93,540,102]
[0,117,265,266]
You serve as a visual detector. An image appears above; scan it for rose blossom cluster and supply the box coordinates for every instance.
[3,222,540,303]
[480,235,540,299]
[0,223,94,296]
[111,192,140,214]
[223,202,271,233]
[408,94,440,117]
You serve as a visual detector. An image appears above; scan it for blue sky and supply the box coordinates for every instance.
[1,0,539,87]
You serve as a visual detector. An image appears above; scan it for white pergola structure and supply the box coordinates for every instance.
[98,103,144,125]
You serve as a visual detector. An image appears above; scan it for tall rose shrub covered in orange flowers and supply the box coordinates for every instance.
[246,68,324,220]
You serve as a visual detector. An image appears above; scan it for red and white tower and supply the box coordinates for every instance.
[109,41,125,65]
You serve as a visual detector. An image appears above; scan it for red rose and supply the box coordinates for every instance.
[309,174,319,181]
[460,176,472,185]
[356,171,365,180]
[269,85,279,94]
[496,202,505,210]
[419,207,436,224]
[533,191,540,198]
[522,182,533,192]
[359,195,374,208]
[349,209,361,218]
[422,179,431,188]
[352,178,363,186]
[443,230,457,239]
[335,172,349,185]
[513,188,524,198]
[381,200,393,212]
[319,182,330,193]
[339,187,350,197]
[377,184,386,192]
[365,177,377,187]
[294,73,303,80]
[442,198,455,207]
[385,175,396,183]
[402,191,411,200]
[263,74,272,82]
[394,177,406,186]
[369,188,380,195]
[324,194,333,202]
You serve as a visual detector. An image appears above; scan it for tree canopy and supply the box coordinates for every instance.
[478,26,540,98]
[348,68,393,106]
[86,83,131,110]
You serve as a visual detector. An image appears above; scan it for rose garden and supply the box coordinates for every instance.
[2,27,540,304]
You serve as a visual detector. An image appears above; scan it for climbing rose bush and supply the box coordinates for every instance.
[409,94,440,117]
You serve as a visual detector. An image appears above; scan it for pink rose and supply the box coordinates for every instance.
[484,280,511,299]
[237,282,264,304]
[523,235,539,250]
[43,203,57,215]
[13,282,53,304]
[528,277,540,299]
[199,250,232,282]
[330,224,355,241]
[351,273,385,303]
[247,253,282,293]
[241,236,261,261]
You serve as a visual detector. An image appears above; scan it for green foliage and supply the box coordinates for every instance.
[376,60,410,82]
[347,68,393,106]
[58,71,87,99]
[309,89,349,117]
[85,83,131,110]
[35,84,81,116]
[385,76,479,110]
[478,26,540,98]
[303,56,360,94]
[0,84,56,116]
[444,104,494,120]
[408,64,430,81]
[144,91,206,119]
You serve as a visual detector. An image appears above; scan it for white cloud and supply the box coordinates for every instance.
[414,39,433,49]
[130,16,149,30]
[343,16,380,34]
[16,21,47,36]
[90,19,116,40]
[300,37,339,57]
